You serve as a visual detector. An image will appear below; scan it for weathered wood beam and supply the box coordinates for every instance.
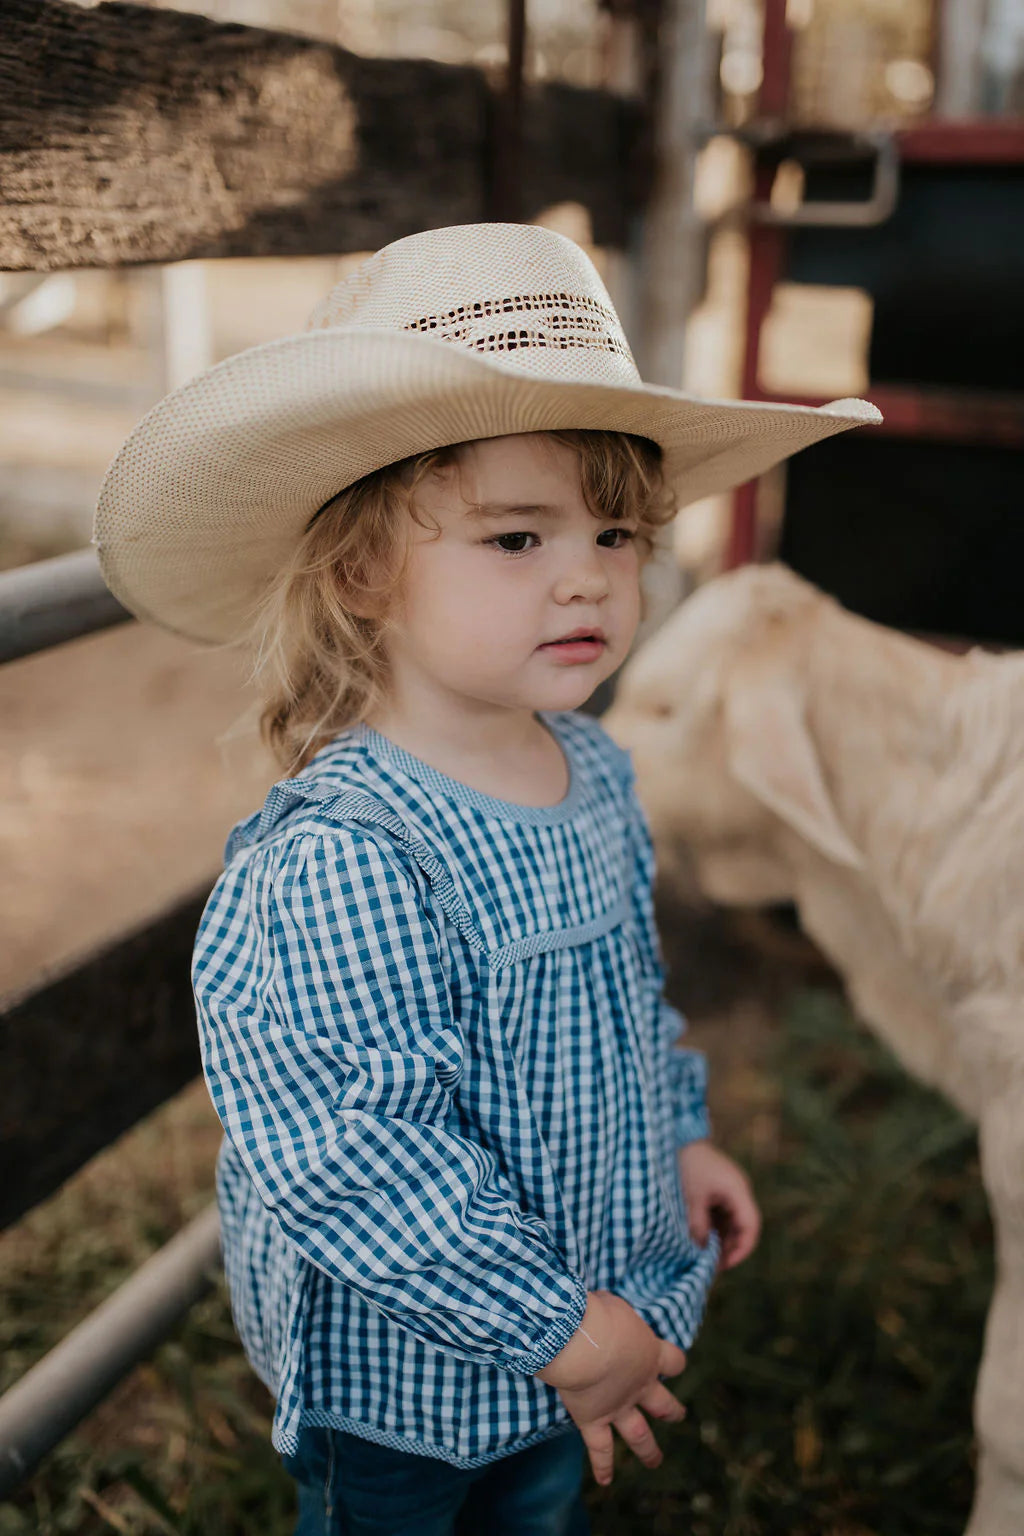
[0,0,639,271]
[0,889,209,1229]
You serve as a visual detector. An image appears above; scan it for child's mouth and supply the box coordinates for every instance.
[539,634,606,662]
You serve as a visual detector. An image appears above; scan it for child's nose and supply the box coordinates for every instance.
[553,545,610,605]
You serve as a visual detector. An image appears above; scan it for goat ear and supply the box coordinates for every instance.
[724,660,864,871]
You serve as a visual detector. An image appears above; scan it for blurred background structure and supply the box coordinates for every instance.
[2,0,1022,630]
[0,0,1022,1529]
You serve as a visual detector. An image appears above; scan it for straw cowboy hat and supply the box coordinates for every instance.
[93,223,880,646]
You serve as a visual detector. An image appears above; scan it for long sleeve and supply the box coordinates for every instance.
[626,787,712,1148]
[193,828,588,1374]
[661,1000,711,1146]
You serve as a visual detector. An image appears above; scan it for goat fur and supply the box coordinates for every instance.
[603,562,1024,1536]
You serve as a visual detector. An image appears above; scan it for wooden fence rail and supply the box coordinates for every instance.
[0,887,210,1231]
[0,0,642,270]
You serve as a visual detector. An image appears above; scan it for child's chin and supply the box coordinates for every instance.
[535,673,607,709]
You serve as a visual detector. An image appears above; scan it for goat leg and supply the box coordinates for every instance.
[967,1092,1024,1536]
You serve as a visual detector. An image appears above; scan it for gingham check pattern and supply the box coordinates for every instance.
[192,709,718,1467]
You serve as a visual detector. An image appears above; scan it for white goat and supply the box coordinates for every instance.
[603,561,1024,1536]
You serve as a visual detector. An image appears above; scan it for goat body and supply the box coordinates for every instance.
[604,563,1024,1536]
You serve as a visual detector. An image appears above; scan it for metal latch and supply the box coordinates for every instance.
[731,125,900,228]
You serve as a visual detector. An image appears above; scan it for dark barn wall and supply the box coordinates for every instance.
[781,435,1024,646]
[779,154,1024,645]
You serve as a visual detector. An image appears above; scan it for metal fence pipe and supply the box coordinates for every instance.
[0,549,131,665]
[0,1204,221,1496]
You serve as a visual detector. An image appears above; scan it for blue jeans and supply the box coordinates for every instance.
[282,1424,590,1536]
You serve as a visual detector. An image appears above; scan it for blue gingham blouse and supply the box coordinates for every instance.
[192,708,718,1468]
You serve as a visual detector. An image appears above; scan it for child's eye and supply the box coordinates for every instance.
[597,527,637,548]
[487,532,538,555]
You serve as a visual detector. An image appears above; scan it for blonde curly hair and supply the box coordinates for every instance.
[247,429,674,777]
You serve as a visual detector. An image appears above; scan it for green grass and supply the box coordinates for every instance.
[1,990,992,1535]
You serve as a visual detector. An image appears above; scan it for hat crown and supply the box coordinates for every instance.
[306,223,641,388]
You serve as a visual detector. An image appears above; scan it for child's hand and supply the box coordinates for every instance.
[536,1289,686,1486]
[678,1139,760,1269]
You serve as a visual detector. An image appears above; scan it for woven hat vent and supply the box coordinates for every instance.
[306,226,639,386]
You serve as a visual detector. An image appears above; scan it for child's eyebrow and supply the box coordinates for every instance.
[466,502,561,520]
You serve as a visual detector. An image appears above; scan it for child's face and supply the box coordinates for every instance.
[381,433,642,721]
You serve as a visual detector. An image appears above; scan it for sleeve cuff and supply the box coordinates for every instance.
[670,1045,712,1148]
[497,1276,590,1375]
[676,1101,712,1147]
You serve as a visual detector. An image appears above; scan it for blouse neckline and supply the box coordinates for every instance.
[349,711,584,826]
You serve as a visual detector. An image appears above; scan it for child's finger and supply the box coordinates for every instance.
[612,1407,662,1469]
[688,1199,711,1245]
[637,1380,686,1423]
[725,1218,760,1268]
[719,1231,741,1269]
[581,1422,616,1486]
[656,1339,687,1377]
[715,1194,761,1268]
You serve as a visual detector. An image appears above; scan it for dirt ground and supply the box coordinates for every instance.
[0,621,278,1002]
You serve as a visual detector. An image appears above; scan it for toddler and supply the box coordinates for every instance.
[94,223,874,1535]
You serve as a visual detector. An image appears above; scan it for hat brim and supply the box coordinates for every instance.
[94,326,880,645]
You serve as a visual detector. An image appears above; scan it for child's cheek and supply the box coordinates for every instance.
[618,567,643,649]
[440,575,515,658]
